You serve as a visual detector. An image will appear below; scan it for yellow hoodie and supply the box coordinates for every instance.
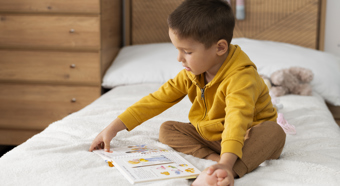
[118,44,277,158]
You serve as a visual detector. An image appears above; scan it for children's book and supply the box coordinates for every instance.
[93,144,201,184]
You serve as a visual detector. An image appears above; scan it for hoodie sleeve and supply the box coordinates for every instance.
[220,67,260,158]
[118,70,191,131]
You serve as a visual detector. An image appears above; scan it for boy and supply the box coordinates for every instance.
[89,0,286,185]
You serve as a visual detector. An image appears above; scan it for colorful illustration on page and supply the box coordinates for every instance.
[161,171,170,175]
[127,155,173,167]
[154,164,198,177]
[156,166,166,170]
[185,168,195,173]
[179,164,188,167]
[171,168,183,175]
[126,145,169,154]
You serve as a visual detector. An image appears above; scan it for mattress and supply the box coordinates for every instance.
[1,83,340,186]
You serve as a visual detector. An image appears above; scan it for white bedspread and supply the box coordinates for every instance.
[1,84,340,186]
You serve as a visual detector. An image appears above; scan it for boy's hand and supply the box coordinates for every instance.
[192,164,234,186]
[89,118,127,152]
[192,152,237,186]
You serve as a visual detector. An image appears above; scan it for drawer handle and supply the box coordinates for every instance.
[69,29,75,33]
[70,64,76,68]
[71,98,77,102]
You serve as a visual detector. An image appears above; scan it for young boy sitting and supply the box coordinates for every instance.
[89,0,286,185]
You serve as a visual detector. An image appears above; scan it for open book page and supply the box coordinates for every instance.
[93,145,170,161]
[113,152,200,184]
[93,145,201,184]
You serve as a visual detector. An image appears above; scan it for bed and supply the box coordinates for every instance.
[1,0,340,185]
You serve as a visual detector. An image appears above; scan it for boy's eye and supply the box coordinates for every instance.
[184,51,192,55]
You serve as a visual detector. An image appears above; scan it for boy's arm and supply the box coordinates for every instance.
[90,70,190,151]
[221,71,260,158]
[119,70,190,131]
[218,152,238,170]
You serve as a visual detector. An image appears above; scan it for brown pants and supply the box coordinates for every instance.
[159,121,286,177]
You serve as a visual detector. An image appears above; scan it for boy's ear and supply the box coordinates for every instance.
[216,39,229,56]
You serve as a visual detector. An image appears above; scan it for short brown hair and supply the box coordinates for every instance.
[168,0,235,48]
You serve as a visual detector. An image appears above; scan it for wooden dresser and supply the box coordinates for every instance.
[0,0,122,145]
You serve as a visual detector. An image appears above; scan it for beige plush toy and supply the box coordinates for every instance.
[270,67,314,97]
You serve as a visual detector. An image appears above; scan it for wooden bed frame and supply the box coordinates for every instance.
[124,0,326,50]
[122,0,340,126]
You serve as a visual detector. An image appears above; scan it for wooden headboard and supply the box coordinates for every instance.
[124,0,326,50]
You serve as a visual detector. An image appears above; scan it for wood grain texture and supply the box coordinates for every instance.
[0,14,100,50]
[232,0,319,49]
[124,0,131,46]
[0,129,41,145]
[100,0,121,49]
[317,0,327,51]
[131,0,183,45]
[0,50,101,85]
[0,0,100,14]
[127,0,325,49]
[100,0,122,77]
[0,83,100,130]
[0,0,122,145]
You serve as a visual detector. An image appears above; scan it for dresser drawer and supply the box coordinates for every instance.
[0,83,101,130]
[0,50,101,85]
[0,0,100,14]
[0,14,100,50]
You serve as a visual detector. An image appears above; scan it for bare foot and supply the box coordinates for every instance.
[192,168,228,186]
[192,168,214,186]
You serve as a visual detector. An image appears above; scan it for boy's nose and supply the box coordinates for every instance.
[177,53,184,63]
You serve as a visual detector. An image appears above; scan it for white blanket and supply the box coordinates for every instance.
[1,84,340,186]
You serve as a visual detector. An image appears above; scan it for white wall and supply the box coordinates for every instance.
[324,0,340,57]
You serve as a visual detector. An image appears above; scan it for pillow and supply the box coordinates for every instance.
[102,39,340,106]
[102,43,180,88]
[231,38,340,106]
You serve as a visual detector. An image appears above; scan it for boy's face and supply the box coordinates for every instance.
[169,28,223,76]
